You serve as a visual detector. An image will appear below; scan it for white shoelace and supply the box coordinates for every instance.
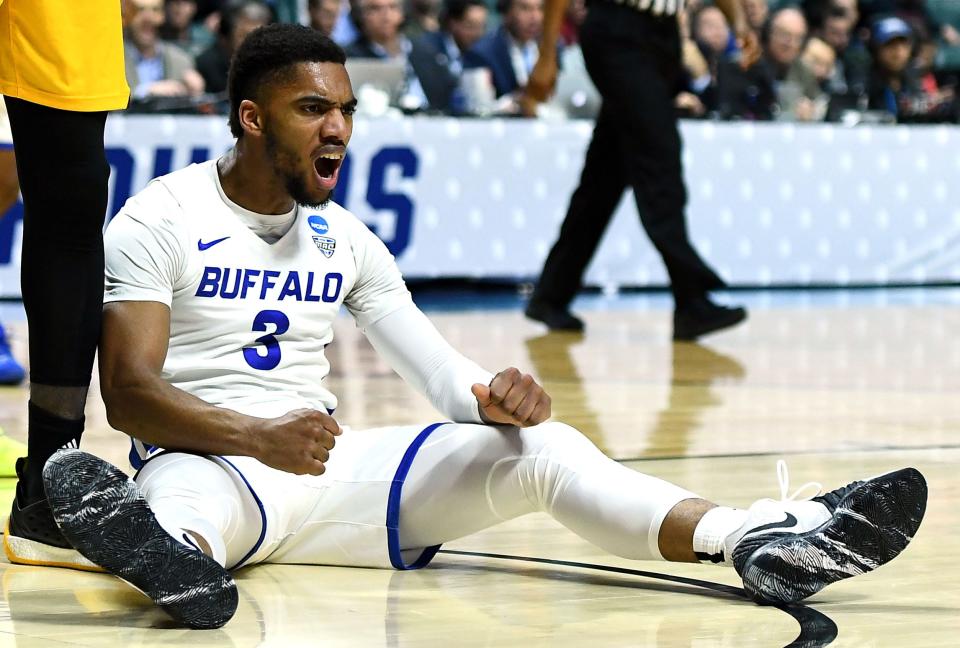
[770,459,823,503]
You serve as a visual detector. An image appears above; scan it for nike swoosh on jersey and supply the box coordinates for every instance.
[747,512,799,535]
[198,236,231,251]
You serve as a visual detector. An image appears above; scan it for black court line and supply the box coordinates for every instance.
[438,549,838,648]
[611,442,960,465]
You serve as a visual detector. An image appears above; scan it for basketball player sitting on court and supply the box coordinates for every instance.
[43,24,927,630]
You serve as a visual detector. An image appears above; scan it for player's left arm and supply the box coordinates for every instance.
[344,217,552,427]
[363,304,552,427]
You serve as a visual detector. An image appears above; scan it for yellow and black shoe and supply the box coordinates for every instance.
[4,457,103,571]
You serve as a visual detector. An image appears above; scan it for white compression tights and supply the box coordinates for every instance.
[398,422,699,561]
[136,422,702,567]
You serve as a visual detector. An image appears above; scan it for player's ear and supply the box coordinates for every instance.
[238,99,264,138]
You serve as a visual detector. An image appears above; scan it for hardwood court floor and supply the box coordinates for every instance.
[0,290,956,647]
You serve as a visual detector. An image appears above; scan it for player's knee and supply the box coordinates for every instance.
[527,421,594,454]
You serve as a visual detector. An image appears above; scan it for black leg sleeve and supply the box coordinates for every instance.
[6,97,109,387]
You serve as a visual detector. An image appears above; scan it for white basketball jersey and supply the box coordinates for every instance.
[105,161,412,463]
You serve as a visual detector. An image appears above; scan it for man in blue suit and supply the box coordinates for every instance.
[410,0,489,112]
[463,0,543,98]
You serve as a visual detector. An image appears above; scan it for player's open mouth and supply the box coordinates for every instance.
[314,152,344,190]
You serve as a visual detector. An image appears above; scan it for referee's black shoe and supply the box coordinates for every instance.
[43,449,238,629]
[525,299,585,332]
[673,297,747,341]
[4,457,102,571]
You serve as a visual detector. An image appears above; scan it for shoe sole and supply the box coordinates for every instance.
[739,467,927,604]
[3,518,106,572]
[42,449,238,629]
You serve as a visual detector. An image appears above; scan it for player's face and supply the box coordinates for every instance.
[261,62,357,208]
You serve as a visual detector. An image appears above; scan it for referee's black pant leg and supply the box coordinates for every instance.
[578,15,723,306]
[533,104,627,309]
[621,103,722,305]
[6,98,108,388]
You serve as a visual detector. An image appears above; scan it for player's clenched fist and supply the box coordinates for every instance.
[255,408,341,475]
[472,367,552,427]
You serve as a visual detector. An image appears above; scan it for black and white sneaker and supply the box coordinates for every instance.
[727,462,927,604]
[42,449,238,629]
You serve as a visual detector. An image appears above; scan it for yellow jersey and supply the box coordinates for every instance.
[0,0,128,112]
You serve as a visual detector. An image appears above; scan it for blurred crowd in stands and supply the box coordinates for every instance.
[122,0,960,122]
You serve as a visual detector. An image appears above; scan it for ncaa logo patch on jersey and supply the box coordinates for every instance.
[308,215,329,235]
[313,236,336,258]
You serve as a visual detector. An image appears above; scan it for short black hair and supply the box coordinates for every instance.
[228,23,347,138]
[442,0,486,24]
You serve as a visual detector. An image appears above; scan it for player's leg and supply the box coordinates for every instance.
[0,105,27,477]
[3,98,113,567]
[43,450,242,628]
[398,422,927,604]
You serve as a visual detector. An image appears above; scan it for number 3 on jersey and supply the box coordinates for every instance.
[244,310,290,370]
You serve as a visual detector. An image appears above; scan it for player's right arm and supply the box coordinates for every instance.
[99,189,339,476]
[99,301,338,475]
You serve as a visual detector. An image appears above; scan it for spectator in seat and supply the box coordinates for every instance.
[159,0,214,58]
[123,0,205,101]
[693,4,735,59]
[680,5,734,116]
[801,36,837,86]
[559,0,587,47]
[411,0,489,112]
[867,16,958,122]
[404,0,442,40]
[346,0,440,111]
[811,5,869,94]
[718,7,822,120]
[742,0,769,39]
[309,0,343,38]
[195,0,272,96]
[463,0,545,98]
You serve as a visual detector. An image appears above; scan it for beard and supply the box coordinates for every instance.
[264,126,332,209]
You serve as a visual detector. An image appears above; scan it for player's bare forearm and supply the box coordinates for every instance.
[538,0,566,60]
[522,0,565,110]
[715,0,760,67]
[99,301,263,458]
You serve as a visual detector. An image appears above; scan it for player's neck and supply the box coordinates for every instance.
[216,148,296,215]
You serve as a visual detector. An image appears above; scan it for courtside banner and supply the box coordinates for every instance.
[0,116,956,297]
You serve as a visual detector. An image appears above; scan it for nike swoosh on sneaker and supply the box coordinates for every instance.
[198,236,230,251]
[747,512,798,535]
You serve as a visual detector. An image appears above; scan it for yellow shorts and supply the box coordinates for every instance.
[0,0,128,112]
